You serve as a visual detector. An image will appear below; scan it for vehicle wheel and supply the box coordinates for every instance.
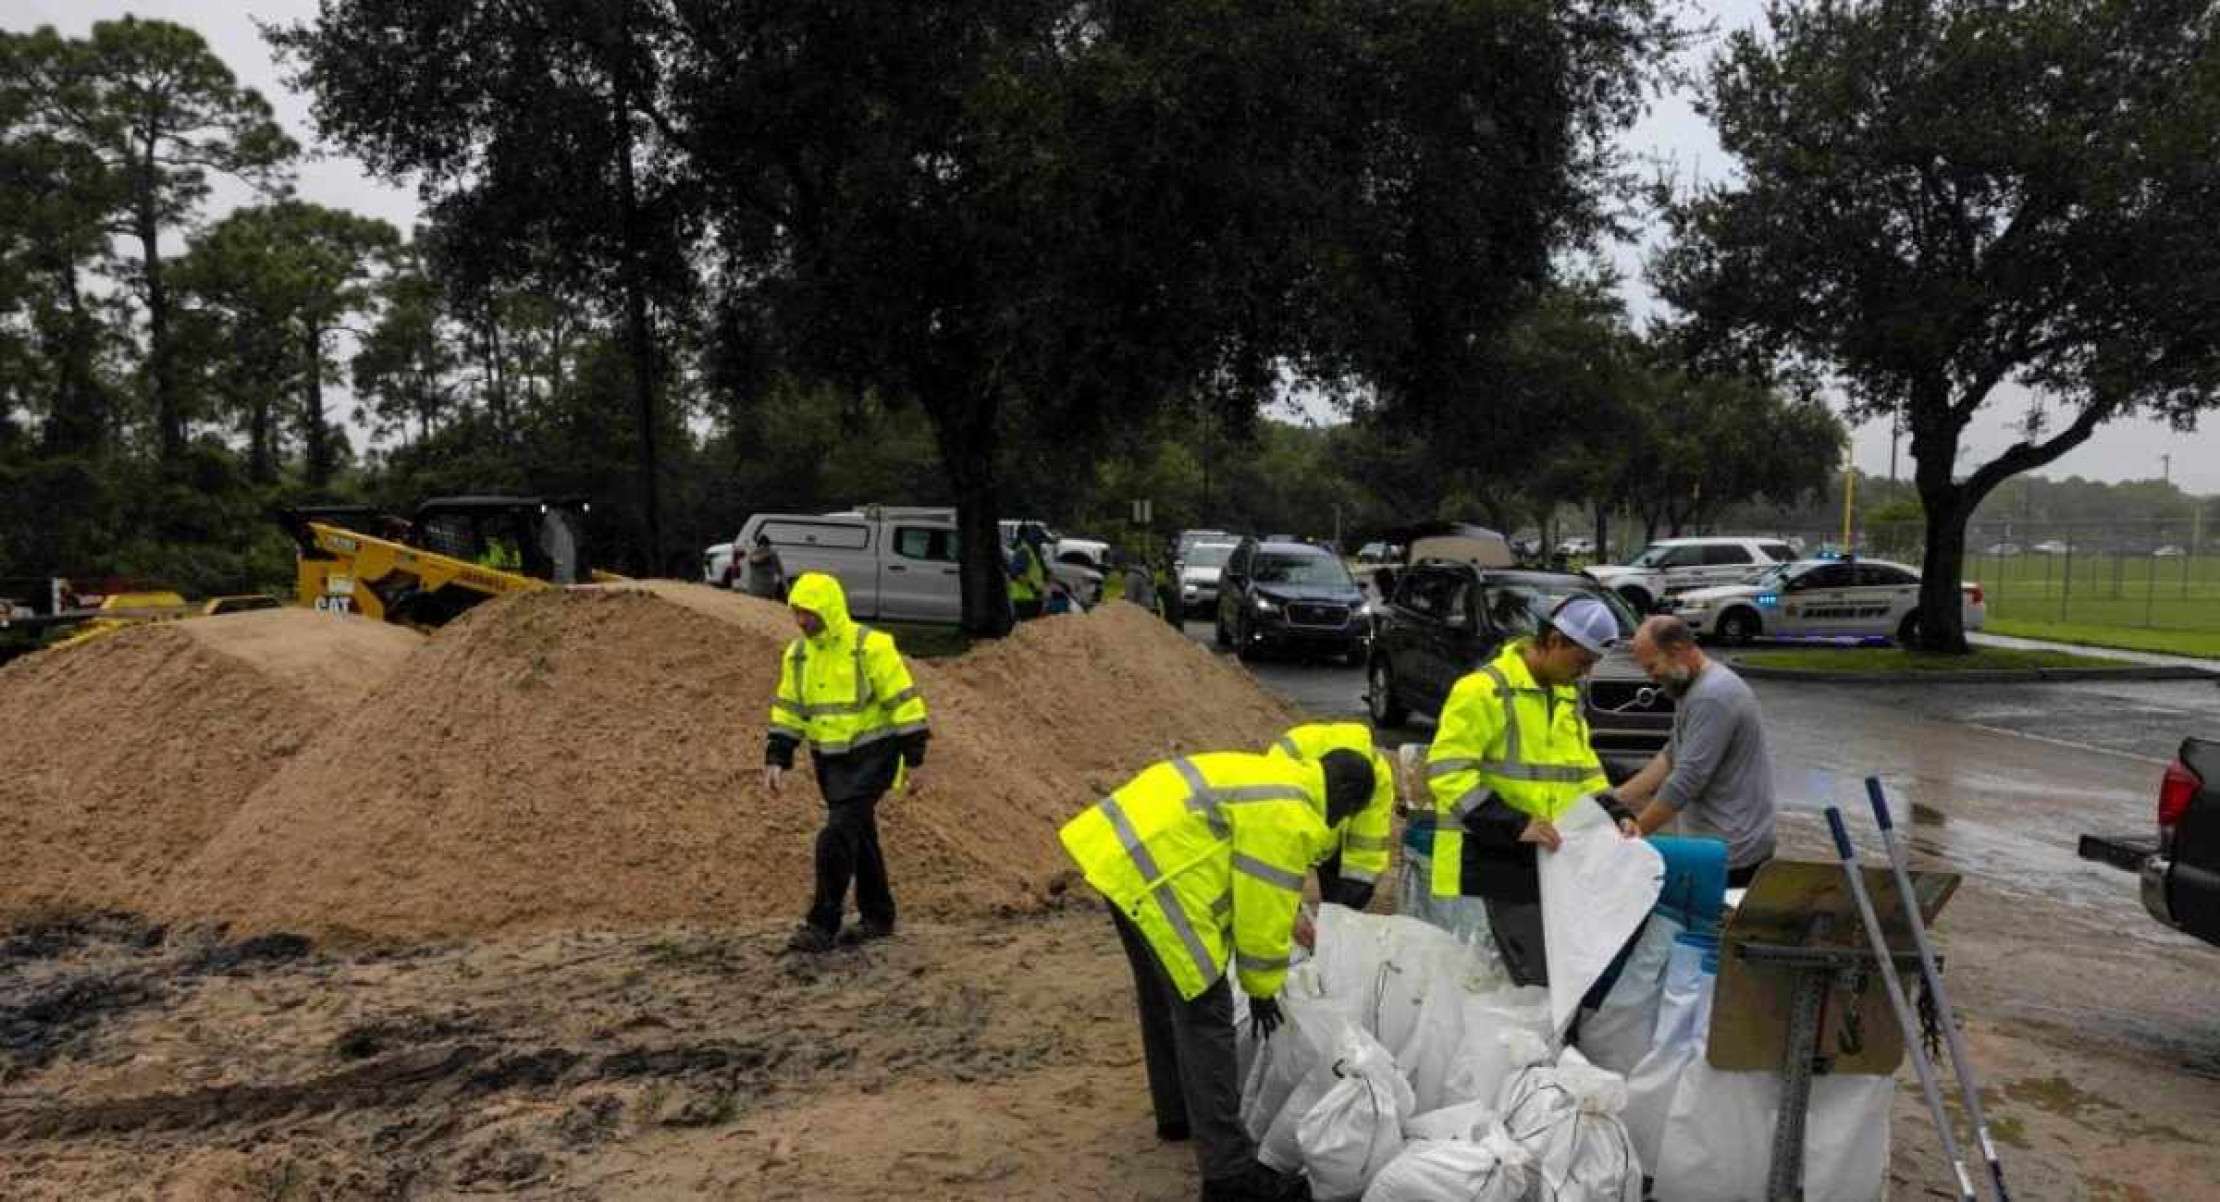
[1618,586,1654,615]
[1716,608,1761,646]
[1368,657,1410,727]
[1896,611,1923,648]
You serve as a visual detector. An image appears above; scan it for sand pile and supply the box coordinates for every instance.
[0,610,421,921]
[160,585,1298,940]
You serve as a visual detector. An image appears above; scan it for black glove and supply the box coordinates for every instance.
[1595,789,1634,826]
[1250,995,1284,1041]
[1326,880,1375,912]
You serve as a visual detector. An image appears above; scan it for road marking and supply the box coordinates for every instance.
[1964,722,2171,767]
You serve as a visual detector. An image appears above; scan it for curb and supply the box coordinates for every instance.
[1729,662,2219,685]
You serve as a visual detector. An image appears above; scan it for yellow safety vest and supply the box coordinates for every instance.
[1060,752,1335,1001]
[1007,541,1047,604]
[1427,640,1609,898]
[1265,722,1394,886]
[768,573,930,755]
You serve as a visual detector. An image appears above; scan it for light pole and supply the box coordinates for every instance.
[2162,452,2172,487]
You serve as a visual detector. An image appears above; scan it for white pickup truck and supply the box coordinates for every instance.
[735,508,964,623]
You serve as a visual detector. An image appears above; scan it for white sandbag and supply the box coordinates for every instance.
[1650,1065,1895,1202]
[1362,1123,1533,1202]
[1498,1047,1643,1202]
[1440,1022,1553,1111]
[1539,799,1665,1036]
[1403,1099,1496,1142]
[1620,933,1716,1172]
[1241,979,1359,1147]
[1297,1026,1417,1200]
[1575,912,1683,1076]
[1394,967,1539,1110]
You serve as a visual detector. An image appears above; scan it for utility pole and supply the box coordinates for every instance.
[2161,452,2172,486]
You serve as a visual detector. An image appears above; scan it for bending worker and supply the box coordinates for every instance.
[1264,722,1395,911]
[1422,594,1637,985]
[1007,522,1051,621]
[764,572,931,953]
[1061,749,1377,1202]
[1614,614,1778,886]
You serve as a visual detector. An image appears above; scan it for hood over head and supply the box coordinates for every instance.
[787,572,855,645]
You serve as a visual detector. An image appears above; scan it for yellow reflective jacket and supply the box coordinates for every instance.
[1265,722,1394,886]
[766,573,930,801]
[1007,540,1047,604]
[1427,640,1609,900]
[1060,752,1335,1002]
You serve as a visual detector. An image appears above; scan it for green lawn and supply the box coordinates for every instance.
[1969,551,2220,635]
[1736,646,2132,674]
[1981,618,2220,660]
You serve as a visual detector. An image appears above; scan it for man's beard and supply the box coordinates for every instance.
[1660,664,1697,697]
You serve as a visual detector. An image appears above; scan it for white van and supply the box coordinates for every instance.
[735,507,962,623]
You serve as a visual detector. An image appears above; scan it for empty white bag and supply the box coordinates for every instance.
[1539,799,1666,1036]
[1575,912,1684,1076]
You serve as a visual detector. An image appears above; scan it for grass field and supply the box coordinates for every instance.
[1737,645,2131,673]
[1968,550,2220,636]
[1981,618,2220,660]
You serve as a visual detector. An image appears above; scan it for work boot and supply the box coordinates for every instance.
[1155,1120,1191,1142]
[838,918,895,945]
[785,924,837,954]
[1199,1162,1309,1201]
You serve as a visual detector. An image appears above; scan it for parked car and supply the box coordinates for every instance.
[1982,542,2024,557]
[1053,537,1112,571]
[1584,536,1800,613]
[2031,539,2070,555]
[1557,536,1597,557]
[1177,540,1238,617]
[1659,557,1986,645]
[2079,738,2220,949]
[1213,538,1369,662]
[703,542,735,587]
[736,508,966,622]
[1174,528,1239,563]
[1356,541,1394,564]
[2155,545,2188,558]
[1365,563,1670,781]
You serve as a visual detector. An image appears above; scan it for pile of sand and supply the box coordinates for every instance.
[159,585,1298,940]
[0,610,421,921]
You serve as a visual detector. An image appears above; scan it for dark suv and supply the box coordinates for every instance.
[1366,561,1672,782]
[1214,538,1369,662]
[2081,737,2220,948]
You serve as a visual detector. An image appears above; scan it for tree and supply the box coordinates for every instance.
[269,0,698,567]
[178,202,398,486]
[1655,0,2220,651]
[8,19,295,460]
[352,245,460,452]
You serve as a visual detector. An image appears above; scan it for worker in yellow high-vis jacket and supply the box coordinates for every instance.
[1422,594,1638,986]
[764,572,931,953]
[1264,721,1395,912]
[1061,749,1376,1202]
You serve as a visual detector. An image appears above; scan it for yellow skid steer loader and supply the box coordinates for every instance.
[284,496,622,628]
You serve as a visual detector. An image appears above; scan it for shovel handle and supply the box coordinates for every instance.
[1864,776,1895,831]
[1826,806,1855,860]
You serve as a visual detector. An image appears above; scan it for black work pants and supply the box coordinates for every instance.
[806,796,894,934]
[1726,855,1772,890]
[1109,904,1253,1182]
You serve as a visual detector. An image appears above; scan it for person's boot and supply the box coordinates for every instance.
[1154,1120,1190,1142]
[785,924,837,954]
[839,918,895,945]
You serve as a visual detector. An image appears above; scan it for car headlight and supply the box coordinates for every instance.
[1677,599,1709,613]
[1255,595,1281,613]
[1183,583,1197,596]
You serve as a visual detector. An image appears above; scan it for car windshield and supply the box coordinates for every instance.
[1254,552,1352,587]
[1185,543,1235,568]
[1482,580,1639,638]
[1750,563,1797,590]
[1627,544,1681,568]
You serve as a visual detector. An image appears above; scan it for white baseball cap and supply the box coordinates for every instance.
[1542,595,1622,656]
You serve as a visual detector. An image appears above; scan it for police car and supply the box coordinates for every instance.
[1659,557,1986,645]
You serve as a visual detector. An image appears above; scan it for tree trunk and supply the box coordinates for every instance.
[611,13,663,576]
[40,264,105,457]
[1908,389,1969,653]
[930,394,1013,637]
[138,206,182,459]
[249,388,275,484]
[303,325,332,487]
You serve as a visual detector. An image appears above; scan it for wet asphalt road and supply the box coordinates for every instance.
[1182,617,2220,931]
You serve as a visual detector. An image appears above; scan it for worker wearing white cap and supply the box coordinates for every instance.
[1416,593,1639,985]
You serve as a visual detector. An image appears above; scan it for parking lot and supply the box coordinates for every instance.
[1187,616,2220,1198]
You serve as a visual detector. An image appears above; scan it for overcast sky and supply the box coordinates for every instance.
[15,0,2219,495]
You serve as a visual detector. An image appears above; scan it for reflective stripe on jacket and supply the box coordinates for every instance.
[1265,722,1394,885]
[1427,641,1608,898]
[1060,752,1334,1002]
[768,572,930,758]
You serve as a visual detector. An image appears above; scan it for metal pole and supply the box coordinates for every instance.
[1824,807,1977,1202]
[2058,538,2071,623]
[1866,779,2013,1201]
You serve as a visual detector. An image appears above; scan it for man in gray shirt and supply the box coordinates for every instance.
[1615,615,1777,885]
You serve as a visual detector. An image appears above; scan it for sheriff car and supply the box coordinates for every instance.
[1659,557,1986,645]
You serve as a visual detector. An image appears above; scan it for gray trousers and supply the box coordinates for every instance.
[1109,905,1253,1182]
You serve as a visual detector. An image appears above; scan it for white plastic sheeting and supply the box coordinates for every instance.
[1539,799,1665,1036]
